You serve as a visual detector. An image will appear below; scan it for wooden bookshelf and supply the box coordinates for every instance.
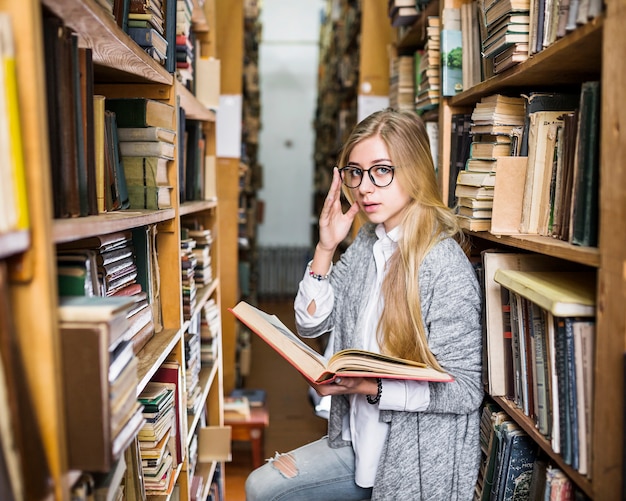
[381,0,623,497]
[0,0,242,498]
[447,1,617,498]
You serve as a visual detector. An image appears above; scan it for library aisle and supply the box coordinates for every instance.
[224,300,328,500]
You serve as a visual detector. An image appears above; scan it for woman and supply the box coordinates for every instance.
[246,109,483,500]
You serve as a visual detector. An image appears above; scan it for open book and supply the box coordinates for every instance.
[230,301,454,384]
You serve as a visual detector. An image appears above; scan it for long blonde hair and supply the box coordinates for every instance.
[338,109,464,370]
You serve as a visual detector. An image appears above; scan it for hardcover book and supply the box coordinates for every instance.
[230,301,454,384]
[105,98,176,130]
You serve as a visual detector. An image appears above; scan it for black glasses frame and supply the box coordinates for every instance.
[337,165,396,188]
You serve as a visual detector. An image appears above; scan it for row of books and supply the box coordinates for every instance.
[398,0,603,116]
[56,230,159,351]
[481,250,595,477]
[42,12,215,219]
[450,85,600,248]
[476,401,589,500]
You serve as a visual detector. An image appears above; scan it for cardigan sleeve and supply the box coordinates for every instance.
[420,238,484,414]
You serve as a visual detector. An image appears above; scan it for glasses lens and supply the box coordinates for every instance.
[340,167,362,188]
[371,165,394,187]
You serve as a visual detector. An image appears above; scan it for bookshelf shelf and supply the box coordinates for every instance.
[136,328,182,394]
[180,199,219,216]
[468,231,601,268]
[41,0,173,84]
[52,209,176,244]
[177,80,217,121]
[187,361,221,448]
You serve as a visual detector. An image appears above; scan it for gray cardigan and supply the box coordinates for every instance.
[297,224,484,500]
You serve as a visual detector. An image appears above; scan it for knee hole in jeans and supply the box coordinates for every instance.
[269,452,299,479]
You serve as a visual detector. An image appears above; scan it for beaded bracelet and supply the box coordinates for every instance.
[307,261,331,281]
[366,378,382,405]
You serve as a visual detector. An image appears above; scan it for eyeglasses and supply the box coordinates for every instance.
[338,165,396,188]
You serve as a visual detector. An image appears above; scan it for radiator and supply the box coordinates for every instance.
[257,246,312,298]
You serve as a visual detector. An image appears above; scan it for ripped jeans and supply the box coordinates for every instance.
[245,436,372,501]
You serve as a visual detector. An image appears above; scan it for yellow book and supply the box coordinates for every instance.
[93,95,106,213]
[1,14,29,231]
[493,270,596,317]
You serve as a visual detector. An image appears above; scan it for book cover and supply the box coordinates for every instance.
[572,319,594,475]
[127,185,173,210]
[230,301,454,384]
[60,323,114,470]
[441,28,463,96]
[493,270,596,317]
[500,429,539,499]
[570,81,600,247]
[519,110,567,234]
[119,140,175,160]
[519,91,580,156]
[105,98,176,130]
[490,156,528,235]
[152,362,186,465]
[117,126,176,144]
[122,156,170,187]
[108,111,131,209]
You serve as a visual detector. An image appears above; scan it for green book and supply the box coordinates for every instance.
[127,185,173,210]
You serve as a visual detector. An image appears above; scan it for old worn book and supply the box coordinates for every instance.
[122,156,169,187]
[105,98,175,130]
[127,185,173,210]
[457,216,492,231]
[118,140,175,160]
[457,170,496,187]
[117,127,176,144]
[230,301,454,384]
[493,270,596,317]
[490,156,527,235]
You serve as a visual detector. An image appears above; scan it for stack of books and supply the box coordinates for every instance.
[181,231,198,321]
[415,16,440,112]
[388,0,420,27]
[389,54,415,112]
[127,0,169,68]
[456,94,525,230]
[176,0,194,86]
[127,0,166,58]
[106,98,177,211]
[138,381,177,495]
[189,228,214,286]
[480,0,530,72]
[200,298,221,366]
[185,329,203,415]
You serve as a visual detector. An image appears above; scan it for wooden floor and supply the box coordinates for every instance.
[223,299,329,501]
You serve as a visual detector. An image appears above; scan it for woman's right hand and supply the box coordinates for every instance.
[317,167,360,253]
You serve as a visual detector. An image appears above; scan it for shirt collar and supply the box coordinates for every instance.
[375,223,401,243]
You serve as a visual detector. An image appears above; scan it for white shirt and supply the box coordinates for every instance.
[294,224,430,487]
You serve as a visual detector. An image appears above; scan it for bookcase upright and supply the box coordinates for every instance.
[0,0,243,499]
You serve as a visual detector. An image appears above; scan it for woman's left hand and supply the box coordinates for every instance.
[311,377,379,398]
